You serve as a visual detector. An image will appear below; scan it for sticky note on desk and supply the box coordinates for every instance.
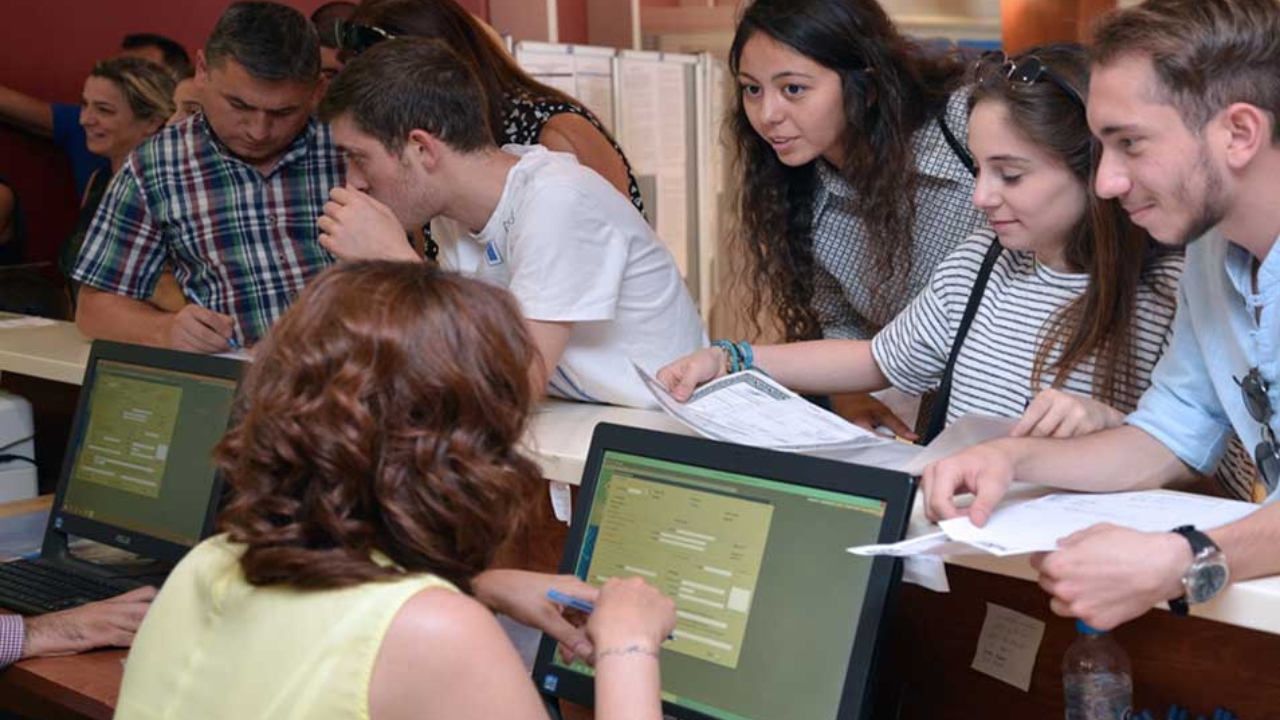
[970,602,1045,692]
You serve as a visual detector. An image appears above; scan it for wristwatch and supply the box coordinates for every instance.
[1168,525,1229,616]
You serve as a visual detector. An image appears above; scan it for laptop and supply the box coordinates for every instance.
[532,423,915,720]
[0,340,244,614]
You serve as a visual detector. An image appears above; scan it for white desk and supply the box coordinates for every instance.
[2,316,1277,637]
[0,317,90,385]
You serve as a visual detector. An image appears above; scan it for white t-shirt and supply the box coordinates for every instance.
[437,145,706,408]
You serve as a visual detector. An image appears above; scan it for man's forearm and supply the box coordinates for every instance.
[1007,424,1195,492]
[1209,501,1280,584]
[76,288,174,348]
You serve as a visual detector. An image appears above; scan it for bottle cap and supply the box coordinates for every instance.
[1076,619,1106,635]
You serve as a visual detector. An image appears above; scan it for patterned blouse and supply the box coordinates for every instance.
[501,92,645,216]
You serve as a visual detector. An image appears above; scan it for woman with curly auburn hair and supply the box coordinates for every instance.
[114,262,676,720]
[727,0,988,434]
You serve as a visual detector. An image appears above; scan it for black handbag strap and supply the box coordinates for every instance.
[937,108,977,178]
[921,239,1003,444]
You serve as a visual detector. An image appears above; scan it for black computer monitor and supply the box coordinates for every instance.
[44,341,244,565]
[532,423,916,720]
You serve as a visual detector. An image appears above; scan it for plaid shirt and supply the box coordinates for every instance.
[0,614,22,667]
[72,115,345,344]
[810,88,989,340]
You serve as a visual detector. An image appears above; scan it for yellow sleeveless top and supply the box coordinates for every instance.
[115,534,458,720]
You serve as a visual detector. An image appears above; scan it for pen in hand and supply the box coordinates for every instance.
[547,589,676,640]
[181,288,240,350]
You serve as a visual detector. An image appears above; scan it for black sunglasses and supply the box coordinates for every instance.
[975,51,1086,109]
[1235,367,1280,494]
[335,20,395,59]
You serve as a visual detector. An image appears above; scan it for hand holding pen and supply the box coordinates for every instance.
[171,290,240,353]
[550,577,677,659]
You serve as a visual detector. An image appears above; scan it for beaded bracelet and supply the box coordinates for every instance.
[595,644,661,661]
[711,339,741,374]
[735,340,754,371]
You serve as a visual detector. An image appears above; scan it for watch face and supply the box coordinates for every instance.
[1188,561,1229,604]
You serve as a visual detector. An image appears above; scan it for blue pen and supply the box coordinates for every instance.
[547,589,596,614]
[182,287,240,350]
[546,589,675,640]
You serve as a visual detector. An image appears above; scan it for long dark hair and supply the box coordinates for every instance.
[348,0,603,147]
[216,262,544,594]
[970,43,1168,407]
[727,0,962,341]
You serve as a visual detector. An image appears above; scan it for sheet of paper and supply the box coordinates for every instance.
[635,364,883,450]
[847,531,981,558]
[971,603,1045,691]
[903,556,950,593]
[940,490,1259,557]
[548,481,573,525]
[0,316,56,330]
[901,414,1015,475]
[573,54,614,132]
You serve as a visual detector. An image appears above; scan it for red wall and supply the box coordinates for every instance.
[0,0,488,264]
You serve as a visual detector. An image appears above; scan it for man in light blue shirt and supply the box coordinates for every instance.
[921,0,1280,631]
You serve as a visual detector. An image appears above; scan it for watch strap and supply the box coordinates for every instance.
[1169,525,1218,616]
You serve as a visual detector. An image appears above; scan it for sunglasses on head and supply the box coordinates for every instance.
[975,50,1086,109]
[335,20,396,59]
[1235,367,1280,494]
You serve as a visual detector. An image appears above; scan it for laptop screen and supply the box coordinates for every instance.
[57,354,240,549]
[535,425,914,720]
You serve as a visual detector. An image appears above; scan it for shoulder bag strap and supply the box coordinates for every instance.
[937,109,977,178]
[920,239,1003,444]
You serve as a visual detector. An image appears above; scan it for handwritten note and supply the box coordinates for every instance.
[971,603,1046,691]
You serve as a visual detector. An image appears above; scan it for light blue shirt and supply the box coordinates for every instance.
[1127,232,1279,501]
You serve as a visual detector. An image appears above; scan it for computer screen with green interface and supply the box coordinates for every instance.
[60,358,238,546]
[551,449,893,720]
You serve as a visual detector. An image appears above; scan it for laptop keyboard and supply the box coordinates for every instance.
[0,558,138,614]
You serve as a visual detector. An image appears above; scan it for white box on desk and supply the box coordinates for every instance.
[0,391,37,502]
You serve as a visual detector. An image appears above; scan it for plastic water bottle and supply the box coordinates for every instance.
[1063,619,1133,719]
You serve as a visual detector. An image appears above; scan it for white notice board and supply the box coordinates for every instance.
[515,41,618,133]
[614,50,700,294]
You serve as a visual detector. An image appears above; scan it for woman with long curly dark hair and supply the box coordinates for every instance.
[728,0,988,433]
[115,262,675,720]
[666,45,1177,440]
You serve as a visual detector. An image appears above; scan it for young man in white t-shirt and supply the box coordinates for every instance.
[314,39,706,408]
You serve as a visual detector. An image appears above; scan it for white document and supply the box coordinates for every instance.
[971,603,1046,692]
[848,489,1258,558]
[635,364,885,451]
[940,490,1259,557]
[902,556,951,593]
[0,316,56,330]
[900,415,1015,475]
[847,531,980,558]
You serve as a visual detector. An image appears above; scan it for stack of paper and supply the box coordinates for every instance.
[849,490,1259,558]
[634,365,1017,474]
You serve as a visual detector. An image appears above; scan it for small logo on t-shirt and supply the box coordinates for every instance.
[485,241,504,266]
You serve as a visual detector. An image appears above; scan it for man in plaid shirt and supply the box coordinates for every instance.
[72,2,344,352]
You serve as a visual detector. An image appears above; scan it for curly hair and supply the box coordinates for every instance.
[728,0,962,341]
[215,262,545,594]
[969,43,1173,408]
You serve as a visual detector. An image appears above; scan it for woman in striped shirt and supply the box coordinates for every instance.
[662,44,1178,443]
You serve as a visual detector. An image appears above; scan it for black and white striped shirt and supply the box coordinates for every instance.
[871,229,1181,424]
